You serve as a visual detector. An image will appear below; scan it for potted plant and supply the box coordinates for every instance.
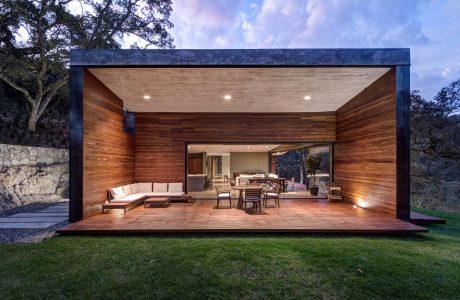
[304,155,322,196]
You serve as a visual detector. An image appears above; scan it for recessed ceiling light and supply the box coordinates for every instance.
[304,95,311,101]
[143,94,151,101]
[223,94,232,102]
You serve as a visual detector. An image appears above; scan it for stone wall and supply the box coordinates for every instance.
[0,143,69,212]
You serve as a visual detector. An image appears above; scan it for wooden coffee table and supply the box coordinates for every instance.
[144,197,171,208]
[102,202,131,213]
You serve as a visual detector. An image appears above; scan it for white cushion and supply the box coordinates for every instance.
[145,192,185,197]
[218,192,231,197]
[168,182,183,193]
[122,184,132,195]
[130,183,139,193]
[137,182,152,193]
[153,183,168,193]
[266,192,278,197]
[110,186,125,200]
[119,193,145,202]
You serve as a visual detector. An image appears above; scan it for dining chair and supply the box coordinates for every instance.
[215,186,232,208]
[264,183,281,207]
[242,189,262,213]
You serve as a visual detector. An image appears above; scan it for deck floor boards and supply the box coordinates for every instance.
[57,200,427,234]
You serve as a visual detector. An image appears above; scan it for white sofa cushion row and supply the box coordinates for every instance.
[110,182,185,202]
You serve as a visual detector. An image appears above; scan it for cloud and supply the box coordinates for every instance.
[170,0,460,99]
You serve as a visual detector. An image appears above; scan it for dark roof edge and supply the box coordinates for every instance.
[70,48,410,67]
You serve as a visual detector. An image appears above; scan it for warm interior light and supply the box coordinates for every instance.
[247,145,250,149]
[223,94,232,101]
[353,205,357,209]
[143,94,151,101]
[304,95,311,101]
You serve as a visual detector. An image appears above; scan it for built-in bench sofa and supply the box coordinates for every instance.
[106,183,192,212]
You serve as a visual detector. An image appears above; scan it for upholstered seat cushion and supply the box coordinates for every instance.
[145,192,185,197]
[113,193,145,202]
[265,192,279,197]
[168,183,183,193]
[137,182,152,193]
[153,183,168,193]
[110,186,125,200]
[218,192,231,197]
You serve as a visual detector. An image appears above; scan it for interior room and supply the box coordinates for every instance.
[186,143,332,199]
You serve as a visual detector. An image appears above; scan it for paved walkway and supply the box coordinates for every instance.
[0,202,69,229]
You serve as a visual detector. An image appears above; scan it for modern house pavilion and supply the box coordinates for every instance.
[58,48,427,234]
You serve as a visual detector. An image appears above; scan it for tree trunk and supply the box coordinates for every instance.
[28,106,39,132]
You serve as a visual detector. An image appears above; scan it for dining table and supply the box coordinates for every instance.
[231,185,265,210]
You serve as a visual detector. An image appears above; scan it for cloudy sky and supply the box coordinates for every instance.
[168,0,460,100]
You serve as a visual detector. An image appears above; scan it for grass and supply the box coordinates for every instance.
[1,209,459,299]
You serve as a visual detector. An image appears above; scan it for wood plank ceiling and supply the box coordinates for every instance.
[88,67,390,113]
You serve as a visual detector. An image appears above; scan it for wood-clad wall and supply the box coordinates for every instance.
[335,69,397,216]
[135,113,336,184]
[82,70,135,218]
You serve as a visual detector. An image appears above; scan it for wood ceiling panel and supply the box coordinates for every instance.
[88,67,390,113]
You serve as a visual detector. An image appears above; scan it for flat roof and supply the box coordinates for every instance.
[70,48,410,67]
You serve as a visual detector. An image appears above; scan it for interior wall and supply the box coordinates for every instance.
[222,155,230,178]
[335,68,397,216]
[135,112,335,185]
[82,70,135,218]
[230,152,269,176]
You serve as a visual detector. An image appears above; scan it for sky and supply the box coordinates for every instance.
[167,0,460,100]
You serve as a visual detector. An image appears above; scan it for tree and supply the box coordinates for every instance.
[0,0,174,132]
[304,155,322,187]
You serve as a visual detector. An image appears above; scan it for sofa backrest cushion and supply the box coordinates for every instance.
[153,183,168,193]
[137,182,152,193]
[122,184,132,195]
[130,183,139,193]
[168,182,183,193]
[110,186,125,200]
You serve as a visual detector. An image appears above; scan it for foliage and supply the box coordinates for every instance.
[1,209,459,299]
[410,79,460,212]
[304,154,322,187]
[0,0,174,132]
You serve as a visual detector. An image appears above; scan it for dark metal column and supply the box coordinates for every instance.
[395,65,411,220]
[69,67,84,222]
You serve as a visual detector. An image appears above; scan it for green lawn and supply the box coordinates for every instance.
[1,209,459,299]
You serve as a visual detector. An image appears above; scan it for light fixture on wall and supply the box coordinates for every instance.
[304,95,311,101]
[223,94,232,102]
[143,94,151,101]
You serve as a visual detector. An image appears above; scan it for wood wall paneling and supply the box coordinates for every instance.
[135,113,336,185]
[82,70,135,218]
[335,68,397,216]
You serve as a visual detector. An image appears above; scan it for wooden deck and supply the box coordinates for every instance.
[410,211,446,225]
[57,200,427,234]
